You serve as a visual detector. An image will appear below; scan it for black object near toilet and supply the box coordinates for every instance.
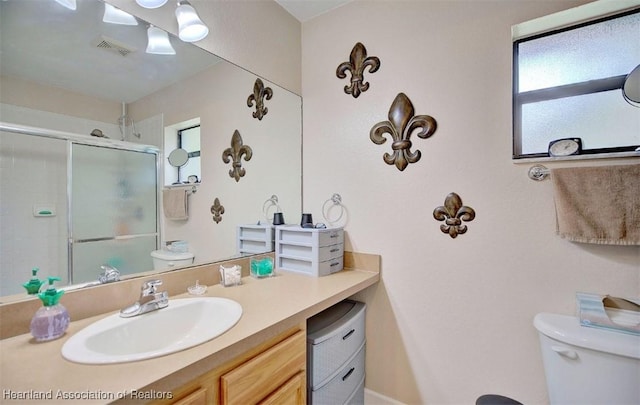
[476,394,523,405]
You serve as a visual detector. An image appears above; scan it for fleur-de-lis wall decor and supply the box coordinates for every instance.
[433,193,476,238]
[222,130,253,182]
[247,78,273,120]
[336,42,381,98]
[210,198,225,224]
[370,93,437,171]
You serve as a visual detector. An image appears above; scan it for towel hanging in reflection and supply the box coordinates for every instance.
[163,188,189,221]
[551,164,640,245]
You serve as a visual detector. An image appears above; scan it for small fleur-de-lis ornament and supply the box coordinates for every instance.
[222,130,253,182]
[247,78,273,120]
[370,93,437,171]
[336,42,380,98]
[433,193,476,238]
[210,198,225,223]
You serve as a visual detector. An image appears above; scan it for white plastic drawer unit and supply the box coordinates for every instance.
[275,225,344,277]
[310,342,365,405]
[307,300,366,402]
[236,224,274,254]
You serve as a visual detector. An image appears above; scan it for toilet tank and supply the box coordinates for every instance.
[534,313,640,405]
[150,250,194,270]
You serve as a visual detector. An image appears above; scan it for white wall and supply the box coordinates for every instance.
[301,1,639,404]
[130,61,302,264]
[0,131,68,296]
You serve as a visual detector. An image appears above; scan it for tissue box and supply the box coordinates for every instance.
[576,292,640,335]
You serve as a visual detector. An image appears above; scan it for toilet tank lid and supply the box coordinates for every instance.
[534,313,640,360]
[151,250,194,260]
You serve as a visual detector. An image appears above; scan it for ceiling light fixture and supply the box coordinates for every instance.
[175,0,208,42]
[135,0,169,9]
[146,25,176,55]
[103,3,138,25]
[54,0,76,10]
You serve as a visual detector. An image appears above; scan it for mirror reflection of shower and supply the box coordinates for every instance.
[118,102,141,141]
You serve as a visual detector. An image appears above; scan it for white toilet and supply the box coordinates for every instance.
[534,313,640,404]
[150,249,195,270]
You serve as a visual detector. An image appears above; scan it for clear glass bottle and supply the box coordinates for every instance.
[30,277,70,342]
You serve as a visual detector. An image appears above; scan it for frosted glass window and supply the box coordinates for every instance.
[513,8,640,158]
[518,12,640,92]
[521,90,640,154]
[178,124,201,183]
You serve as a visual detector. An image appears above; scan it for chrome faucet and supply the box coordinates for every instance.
[98,264,120,284]
[120,279,169,318]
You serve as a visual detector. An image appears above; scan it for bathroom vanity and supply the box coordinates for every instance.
[0,252,379,404]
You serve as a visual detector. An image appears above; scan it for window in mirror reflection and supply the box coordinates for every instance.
[164,118,201,185]
[512,8,640,159]
[178,125,201,183]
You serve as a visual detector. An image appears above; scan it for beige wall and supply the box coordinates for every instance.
[0,75,121,124]
[107,0,302,95]
[301,1,639,404]
[130,61,302,264]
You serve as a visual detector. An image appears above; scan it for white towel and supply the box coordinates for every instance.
[163,188,189,221]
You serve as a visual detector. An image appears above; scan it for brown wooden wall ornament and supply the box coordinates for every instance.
[247,78,273,120]
[370,93,437,171]
[222,130,253,182]
[336,42,380,98]
[433,193,476,238]
[210,198,225,223]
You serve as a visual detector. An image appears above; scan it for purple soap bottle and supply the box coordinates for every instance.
[30,277,70,342]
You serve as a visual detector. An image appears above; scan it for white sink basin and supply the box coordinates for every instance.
[62,297,242,364]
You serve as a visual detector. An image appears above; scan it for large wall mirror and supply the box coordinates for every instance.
[0,0,302,299]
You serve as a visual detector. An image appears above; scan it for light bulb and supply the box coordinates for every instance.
[103,4,138,26]
[135,0,168,9]
[146,26,176,55]
[176,1,209,42]
[54,0,76,10]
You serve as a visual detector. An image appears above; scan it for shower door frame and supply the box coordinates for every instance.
[0,122,161,287]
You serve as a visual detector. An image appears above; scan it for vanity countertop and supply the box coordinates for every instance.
[0,254,379,404]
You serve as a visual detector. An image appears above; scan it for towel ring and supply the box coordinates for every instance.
[262,195,281,223]
[322,193,345,225]
[528,165,550,181]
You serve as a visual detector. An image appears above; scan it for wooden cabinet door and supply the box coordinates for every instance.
[258,371,305,405]
[220,330,306,404]
[171,387,208,405]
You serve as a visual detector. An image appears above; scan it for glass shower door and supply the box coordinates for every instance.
[71,144,158,284]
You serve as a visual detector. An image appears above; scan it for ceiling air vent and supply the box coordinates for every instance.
[91,35,136,57]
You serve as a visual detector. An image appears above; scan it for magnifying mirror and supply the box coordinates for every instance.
[622,64,640,107]
[168,148,189,167]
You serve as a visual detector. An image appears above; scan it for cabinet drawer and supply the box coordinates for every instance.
[221,330,306,405]
[237,225,275,240]
[237,225,274,254]
[344,375,365,405]
[277,226,344,247]
[278,243,343,261]
[310,342,365,405]
[278,256,343,277]
[238,239,275,254]
[307,301,366,388]
[170,387,208,405]
[258,371,305,405]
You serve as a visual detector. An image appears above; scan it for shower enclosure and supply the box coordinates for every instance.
[0,123,159,296]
